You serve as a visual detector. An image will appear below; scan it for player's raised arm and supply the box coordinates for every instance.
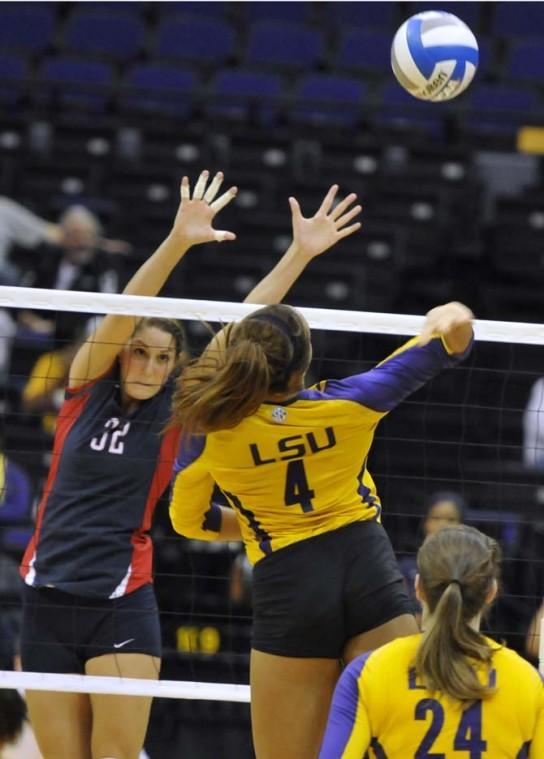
[68,171,237,388]
[245,184,362,305]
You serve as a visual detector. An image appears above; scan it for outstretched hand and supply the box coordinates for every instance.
[418,301,474,349]
[289,184,362,261]
[171,170,237,247]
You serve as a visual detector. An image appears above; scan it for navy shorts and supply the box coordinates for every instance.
[252,520,414,659]
[20,583,161,674]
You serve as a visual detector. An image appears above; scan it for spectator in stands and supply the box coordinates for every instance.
[523,377,544,470]
[398,490,466,614]
[0,196,129,287]
[19,172,361,759]
[21,326,84,437]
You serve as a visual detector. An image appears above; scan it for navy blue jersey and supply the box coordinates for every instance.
[21,369,181,598]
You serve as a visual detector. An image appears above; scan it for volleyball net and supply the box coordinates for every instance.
[0,285,543,715]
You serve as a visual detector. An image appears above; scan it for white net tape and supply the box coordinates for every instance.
[0,285,542,343]
[0,670,250,701]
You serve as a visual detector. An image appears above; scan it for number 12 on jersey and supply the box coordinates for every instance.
[284,459,315,512]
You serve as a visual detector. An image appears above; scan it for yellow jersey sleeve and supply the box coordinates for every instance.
[318,652,373,758]
[169,435,219,540]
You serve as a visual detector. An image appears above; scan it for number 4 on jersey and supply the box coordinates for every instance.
[284,459,315,512]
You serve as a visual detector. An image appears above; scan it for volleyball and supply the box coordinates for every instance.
[391,11,479,102]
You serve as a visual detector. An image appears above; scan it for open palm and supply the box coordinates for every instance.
[290,184,362,260]
[172,170,237,247]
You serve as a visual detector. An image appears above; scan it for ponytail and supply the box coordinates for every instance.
[416,526,500,702]
[171,338,270,436]
[170,304,312,437]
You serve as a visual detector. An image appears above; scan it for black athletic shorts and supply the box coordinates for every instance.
[252,519,413,659]
[20,583,161,674]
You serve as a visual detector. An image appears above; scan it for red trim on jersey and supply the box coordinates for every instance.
[125,425,182,594]
[20,390,93,580]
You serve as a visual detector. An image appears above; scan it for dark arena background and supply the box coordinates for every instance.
[0,2,544,757]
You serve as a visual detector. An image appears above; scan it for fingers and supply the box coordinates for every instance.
[331,192,358,221]
[204,171,224,203]
[337,221,362,240]
[180,176,190,201]
[214,230,236,242]
[289,196,301,217]
[210,186,238,213]
[318,184,339,216]
[192,170,209,200]
[335,204,362,229]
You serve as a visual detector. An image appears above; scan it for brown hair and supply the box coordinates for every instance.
[132,317,188,370]
[170,304,311,436]
[416,525,501,702]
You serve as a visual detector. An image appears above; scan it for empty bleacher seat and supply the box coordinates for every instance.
[246,22,323,70]
[322,2,396,29]
[121,64,197,118]
[242,1,312,25]
[506,41,544,81]
[0,3,56,55]
[336,29,392,73]
[291,74,365,127]
[208,69,283,124]
[156,16,235,65]
[408,2,481,30]
[467,85,539,133]
[0,55,28,104]
[38,57,113,111]
[62,9,146,61]
[493,1,544,38]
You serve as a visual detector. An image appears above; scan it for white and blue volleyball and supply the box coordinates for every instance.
[391,11,479,101]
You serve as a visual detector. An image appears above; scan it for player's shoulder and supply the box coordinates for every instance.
[491,640,543,685]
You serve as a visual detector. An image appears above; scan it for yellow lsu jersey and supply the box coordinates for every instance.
[319,634,544,759]
[170,335,471,565]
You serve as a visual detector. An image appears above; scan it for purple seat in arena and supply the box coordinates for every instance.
[467,85,539,132]
[157,17,234,64]
[159,1,228,17]
[336,29,392,73]
[292,74,365,127]
[63,10,146,61]
[246,22,323,69]
[379,82,444,134]
[408,2,481,29]
[209,69,283,124]
[0,55,28,103]
[507,41,544,81]
[39,57,113,111]
[322,1,395,29]
[493,1,544,36]
[0,3,56,54]
[242,1,311,25]
[122,64,197,119]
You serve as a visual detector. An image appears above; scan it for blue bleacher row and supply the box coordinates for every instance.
[0,2,543,132]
